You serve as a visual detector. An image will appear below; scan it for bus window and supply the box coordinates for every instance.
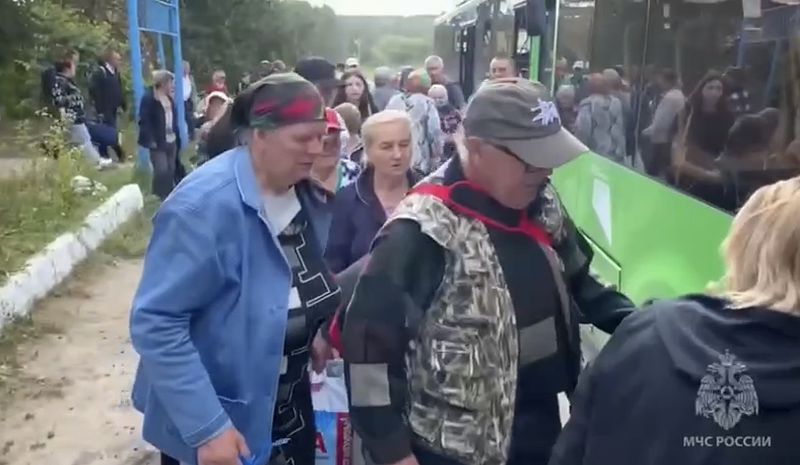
[553,0,595,135]
[434,23,461,85]
[516,22,529,56]
[638,0,800,213]
[539,5,559,90]
[562,0,643,166]
[553,0,594,86]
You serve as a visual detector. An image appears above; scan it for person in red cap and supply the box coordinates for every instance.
[311,108,361,194]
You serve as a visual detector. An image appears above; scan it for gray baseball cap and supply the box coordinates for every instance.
[463,78,588,169]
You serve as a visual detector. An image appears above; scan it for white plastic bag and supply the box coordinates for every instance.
[311,359,348,413]
[313,359,352,465]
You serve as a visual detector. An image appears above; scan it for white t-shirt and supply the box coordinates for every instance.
[262,186,301,236]
[182,75,193,102]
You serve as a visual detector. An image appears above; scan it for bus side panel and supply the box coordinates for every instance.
[552,153,732,305]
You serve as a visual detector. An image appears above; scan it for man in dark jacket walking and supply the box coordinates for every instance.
[89,49,126,160]
[425,55,466,110]
[89,49,126,127]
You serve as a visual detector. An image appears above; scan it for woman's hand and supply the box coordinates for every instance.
[311,329,333,373]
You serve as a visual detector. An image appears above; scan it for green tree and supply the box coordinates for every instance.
[180,0,342,88]
[0,0,121,118]
[372,35,432,68]
[0,0,35,67]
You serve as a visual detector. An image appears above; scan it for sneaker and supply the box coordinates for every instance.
[97,158,115,170]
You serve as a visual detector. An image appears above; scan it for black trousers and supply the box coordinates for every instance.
[184,99,195,141]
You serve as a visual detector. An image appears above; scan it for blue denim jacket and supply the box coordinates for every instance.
[130,145,332,465]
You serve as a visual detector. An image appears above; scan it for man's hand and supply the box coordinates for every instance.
[197,427,250,465]
[311,329,332,374]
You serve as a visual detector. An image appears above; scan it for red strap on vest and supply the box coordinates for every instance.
[328,307,343,354]
[411,182,552,246]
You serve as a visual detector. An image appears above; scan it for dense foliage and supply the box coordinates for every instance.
[0,0,434,119]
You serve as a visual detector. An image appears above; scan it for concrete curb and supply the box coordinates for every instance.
[0,184,144,332]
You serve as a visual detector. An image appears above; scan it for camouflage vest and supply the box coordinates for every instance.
[385,179,573,465]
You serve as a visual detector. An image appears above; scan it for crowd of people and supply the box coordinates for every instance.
[552,60,800,212]
[123,50,800,465]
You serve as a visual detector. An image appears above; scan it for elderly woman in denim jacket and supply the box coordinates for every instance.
[130,73,340,465]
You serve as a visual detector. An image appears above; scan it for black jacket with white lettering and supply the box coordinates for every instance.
[549,295,800,465]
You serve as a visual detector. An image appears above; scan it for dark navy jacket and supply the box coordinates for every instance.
[550,295,800,465]
[138,88,181,152]
[324,167,416,274]
[89,62,125,123]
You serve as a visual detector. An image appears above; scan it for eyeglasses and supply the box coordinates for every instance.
[487,142,539,173]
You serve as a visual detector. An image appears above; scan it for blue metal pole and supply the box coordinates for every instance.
[172,0,188,145]
[127,0,143,119]
[127,0,151,172]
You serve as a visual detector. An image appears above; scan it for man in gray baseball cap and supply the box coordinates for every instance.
[451,77,588,209]
[464,77,588,171]
[341,78,634,465]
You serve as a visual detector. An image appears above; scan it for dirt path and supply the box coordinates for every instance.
[0,259,157,465]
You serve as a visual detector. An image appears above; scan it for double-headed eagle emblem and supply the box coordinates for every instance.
[695,350,759,430]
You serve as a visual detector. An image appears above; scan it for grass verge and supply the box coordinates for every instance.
[99,194,160,259]
[0,118,171,409]
[0,160,137,286]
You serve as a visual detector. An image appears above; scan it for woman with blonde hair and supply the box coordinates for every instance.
[324,110,417,272]
[550,177,800,465]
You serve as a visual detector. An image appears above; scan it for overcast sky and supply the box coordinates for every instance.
[307,0,455,16]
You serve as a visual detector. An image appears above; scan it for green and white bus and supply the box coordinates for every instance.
[434,0,800,354]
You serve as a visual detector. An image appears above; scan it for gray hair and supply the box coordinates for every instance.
[424,55,444,69]
[361,110,413,165]
[374,66,393,86]
[428,84,448,99]
[152,69,174,89]
[238,127,253,146]
[602,68,622,86]
[237,127,269,146]
[556,84,576,100]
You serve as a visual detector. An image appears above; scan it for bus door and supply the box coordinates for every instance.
[460,24,477,99]
[513,6,531,78]
[525,0,558,89]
